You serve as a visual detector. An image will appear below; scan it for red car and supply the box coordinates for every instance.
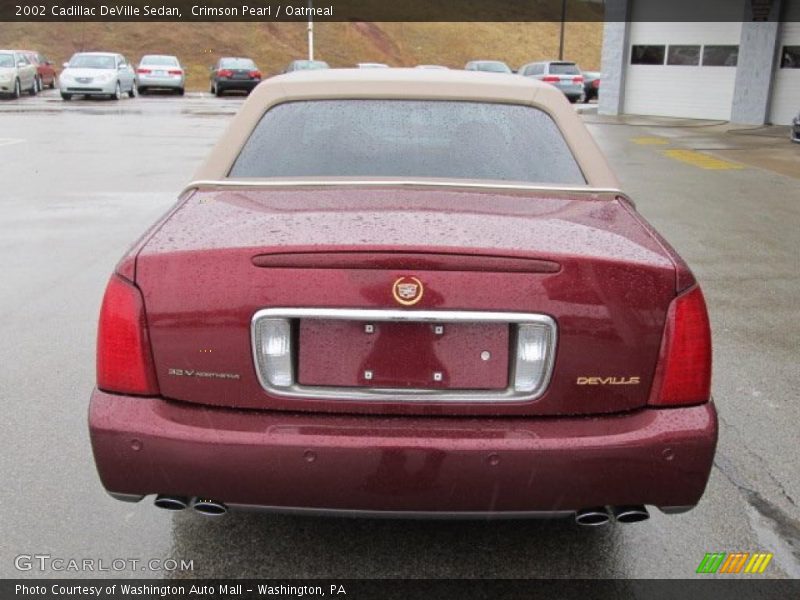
[89,70,716,525]
[19,50,57,91]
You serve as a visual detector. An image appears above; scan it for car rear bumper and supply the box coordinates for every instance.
[138,75,184,89]
[216,79,260,91]
[89,389,717,515]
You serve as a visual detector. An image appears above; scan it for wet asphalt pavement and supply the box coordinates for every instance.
[0,89,798,579]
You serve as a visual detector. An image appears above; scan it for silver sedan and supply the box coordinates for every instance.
[136,55,185,95]
[59,52,137,101]
[0,50,37,98]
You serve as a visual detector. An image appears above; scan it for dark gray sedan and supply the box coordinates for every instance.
[210,57,262,97]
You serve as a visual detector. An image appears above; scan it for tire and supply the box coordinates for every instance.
[568,95,578,104]
[29,78,38,96]
[138,86,147,95]
[128,84,136,98]
[49,76,55,89]
[110,81,121,101]
[61,93,72,101]
[34,77,42,93]
[12,79,20,99]
[177,87,185,96]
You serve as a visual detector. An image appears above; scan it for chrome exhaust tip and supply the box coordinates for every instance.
[575,507,611,526]
[191,498,228,516]
[612,505,650,523]
[153,495,189,511]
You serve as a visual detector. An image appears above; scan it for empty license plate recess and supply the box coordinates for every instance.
[297,320,510,389]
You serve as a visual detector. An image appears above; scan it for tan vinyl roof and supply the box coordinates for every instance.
[192,68,620,189]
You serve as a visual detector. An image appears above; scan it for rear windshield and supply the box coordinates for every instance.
[229,100,585,185]
[294,60,329,69]
[69,55,115,69]
[549,63,580,75]
[141,55,178,66]
[475,62,511,73]
[221,58,256,69]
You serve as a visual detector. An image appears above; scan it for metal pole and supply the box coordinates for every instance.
[558,0,567,60]
[308,0,314,61]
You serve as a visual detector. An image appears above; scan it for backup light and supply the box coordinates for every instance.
[513,323,556,393]
[254,318,293,388]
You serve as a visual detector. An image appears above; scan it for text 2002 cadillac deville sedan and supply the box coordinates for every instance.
[89,70,716,525]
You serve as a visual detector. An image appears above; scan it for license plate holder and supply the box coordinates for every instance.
[297,320,509,389]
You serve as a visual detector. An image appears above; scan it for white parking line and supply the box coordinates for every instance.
[0,138,25,147]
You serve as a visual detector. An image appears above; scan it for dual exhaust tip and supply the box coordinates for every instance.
[154,495,227,516]
[575,505,650,527]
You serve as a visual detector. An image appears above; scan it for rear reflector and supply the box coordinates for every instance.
[513,323,556,394]
[649,286,711,407]
[136,68,151,74]
[542,76,560,83]
[572,76,584,84]
[168,69,183,75]
[96,274,159,396]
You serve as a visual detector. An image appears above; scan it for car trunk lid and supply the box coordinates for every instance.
[136,185,677,417]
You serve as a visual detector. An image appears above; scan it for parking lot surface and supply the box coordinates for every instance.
[1,89,798,579]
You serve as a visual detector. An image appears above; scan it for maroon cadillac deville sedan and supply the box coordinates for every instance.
[89,69,716,525]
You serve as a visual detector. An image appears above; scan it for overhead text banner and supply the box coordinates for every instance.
[2,0,794,22]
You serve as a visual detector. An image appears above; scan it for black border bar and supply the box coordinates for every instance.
[4,579,800,600]
[3,0,799,22]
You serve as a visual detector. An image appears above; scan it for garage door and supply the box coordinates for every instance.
[769,6,800,125]
[624,22,743,120]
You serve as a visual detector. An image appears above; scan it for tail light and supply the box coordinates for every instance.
[592,79,600,88]
[542,75,560,83]
[218,69,233,78]
[572,76,584,84]
[97,274,159,396]
[136,68,151,74]
[168,69,183,76]
[249,70,262,79]
[649,286,711,407]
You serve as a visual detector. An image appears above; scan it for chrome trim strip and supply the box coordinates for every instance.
[182,178,622,196]
[226,503,574,520]
[250,308,557,403]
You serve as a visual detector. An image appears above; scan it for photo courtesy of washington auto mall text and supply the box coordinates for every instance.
[2,0,800,598]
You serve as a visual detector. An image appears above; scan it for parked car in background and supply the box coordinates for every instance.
[284,59,329,73]
[582,71,601,102]
[210,57,262,96]
[464,60,512,73]
[136,55,185,95]
[89,69,716,525]
[0,50,37,98]
[59,52,136,101]
[519,61,585,103]
[19,50,57,91]
[357,62,389,69]
[792,111,799,143]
